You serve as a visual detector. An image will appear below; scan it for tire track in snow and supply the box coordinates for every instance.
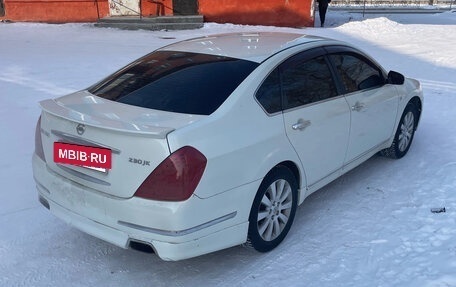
[419,79,456,92]
[0,234,60,287]
[0,218,119,287]
[0,65,75,96]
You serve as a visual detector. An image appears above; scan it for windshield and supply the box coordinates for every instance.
[89,51,259,115]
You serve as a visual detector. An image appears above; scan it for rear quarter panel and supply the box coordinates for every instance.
[166,52,306,200]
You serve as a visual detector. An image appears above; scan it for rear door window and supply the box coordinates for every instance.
[282,55,338,110]
[255,69,282,114]
[255,49,339,114]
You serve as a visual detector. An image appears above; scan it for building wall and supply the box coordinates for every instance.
[0,0,173,23]
[199,0,314,27]
[1,0,108,22]
[0,0,314,27]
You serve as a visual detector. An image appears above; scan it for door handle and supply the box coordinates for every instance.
[351,102,365,112]
[292,119,311,131]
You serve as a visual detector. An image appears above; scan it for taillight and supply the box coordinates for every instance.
[134,146,207,201]
[35,116,46,162]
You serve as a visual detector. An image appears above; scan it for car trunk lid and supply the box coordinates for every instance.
[38,90,204,198]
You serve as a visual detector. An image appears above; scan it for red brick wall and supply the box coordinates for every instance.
[141,0,173,17]
[0,0,108,22]
[0,0,315,27]
[198,0,314,27]
[0,0,173,22]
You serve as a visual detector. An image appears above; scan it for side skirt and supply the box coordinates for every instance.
[299,140,390,204]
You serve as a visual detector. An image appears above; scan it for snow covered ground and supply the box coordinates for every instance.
[1,10,455,287]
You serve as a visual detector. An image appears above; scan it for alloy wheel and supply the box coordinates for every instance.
[256,179,293,241]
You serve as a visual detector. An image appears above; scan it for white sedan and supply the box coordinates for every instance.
[33,32,423,261]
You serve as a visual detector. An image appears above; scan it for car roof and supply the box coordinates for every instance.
[158,32,328,63]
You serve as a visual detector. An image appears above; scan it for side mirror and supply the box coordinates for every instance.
[388,70,405,85]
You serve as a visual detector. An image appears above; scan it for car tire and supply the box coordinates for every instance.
[381,103,418,159]
[247,165,298,252]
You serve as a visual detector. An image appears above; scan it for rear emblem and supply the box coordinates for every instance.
[76,124,85,135]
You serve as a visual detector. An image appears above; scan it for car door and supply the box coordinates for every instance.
[279,49,351,188]
[327,49,399,164]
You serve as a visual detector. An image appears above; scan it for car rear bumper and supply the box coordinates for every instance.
[32,154,255,261]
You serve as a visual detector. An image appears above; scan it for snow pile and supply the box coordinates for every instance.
[0,11,455,287]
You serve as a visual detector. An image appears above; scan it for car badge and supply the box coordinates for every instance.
[76,124,86,135]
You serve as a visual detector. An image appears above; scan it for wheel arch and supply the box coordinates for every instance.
[273,160,307,204]
[276,161,301,187]
[408,96,422,130]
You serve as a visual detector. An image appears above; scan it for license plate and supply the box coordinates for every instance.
[54,142,112,171]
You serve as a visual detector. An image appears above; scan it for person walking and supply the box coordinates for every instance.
[317,0,330,27]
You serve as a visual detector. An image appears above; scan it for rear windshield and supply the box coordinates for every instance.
[89,51,259,115]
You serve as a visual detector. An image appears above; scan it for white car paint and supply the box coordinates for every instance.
[32,32,423,260]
